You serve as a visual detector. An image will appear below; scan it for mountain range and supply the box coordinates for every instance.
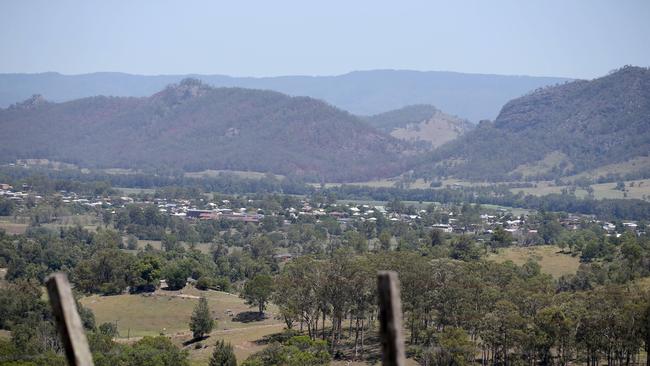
[2,66,647,184]
[0,70,570,121]
[364,105,473,149]
[0,79,408,182]
[414,66,650,181]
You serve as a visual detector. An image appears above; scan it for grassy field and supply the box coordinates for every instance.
[513,151,572,178]
[322,177,491,190]
[0,214,101,235]
[0,329,10,340]
[115,187,157,195]
[0,218,27,235]
[567,156,650,181]
[81,286,284,364]
[588,179,650,200]
[510,179,650,200]
[44,214,100,232]
[184,170,283,180]
[131,239,213,254]
[79,284,415,365]
[487,245,581,278]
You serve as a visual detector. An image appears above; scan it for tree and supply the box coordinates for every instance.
[274,257,323,337]
[163,262,190,290]
[126,235,139,250]
[130,254,163,292]
[537,212,563,244]
[242,335,330,366]
[344,230,367,253]
[450,236,481,261]
[534,306,575,366]
[642,304,650,366]
[0,198,15,216]
[99,322,119,338]
[378,229,392,251]
[241,274,274,314]
[490,226,513,248]
[424,327,475,366]
[480,300,525,365]
[249,235,274,261]
[209,339,237,366]
[122,336,189,366]
[190,297,214,339]
[162,233,180,252]
[430,228,444,246]
[74,248,134,294]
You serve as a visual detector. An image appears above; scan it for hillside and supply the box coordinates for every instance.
[416,66,650,181]
[365,104,473,148]
[0,79,407,182]
[0,70,570,121]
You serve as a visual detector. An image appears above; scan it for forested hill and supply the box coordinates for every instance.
[416,66,650,181]
[0,79,407,182]
[0,70,570,121]
[364,104,473,148]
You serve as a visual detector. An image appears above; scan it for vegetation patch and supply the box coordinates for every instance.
[80,287,281,338]
[0,219,27,235]
[487,245,580,278]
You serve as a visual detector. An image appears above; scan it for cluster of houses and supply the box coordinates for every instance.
[2,182,645,239]
[0,183,35,203]
[602,221,642,237]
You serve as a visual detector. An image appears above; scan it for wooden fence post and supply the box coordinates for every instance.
[377,271,406,366]
[46,272,94,366]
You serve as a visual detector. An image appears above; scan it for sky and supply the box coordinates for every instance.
[0,0,649,79]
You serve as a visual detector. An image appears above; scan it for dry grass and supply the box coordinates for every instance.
[323,177,490,190]
[588,179,650,200]
[0,268,7,289]
[568,156,650,181]
[115,187,156,195]
[0,215,101,235]
[487,245,580,278]
[0,219,27,235]
[81,287,281,338]
[0,329,11,340]
[80,285,421,365]
[510,179,650,201]
[184,170,283,180]
[185,323,285,365]
[513,151,572,178]
[80,286,284,364]
[132,240,213,254]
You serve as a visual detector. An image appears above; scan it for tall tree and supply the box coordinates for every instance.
[190,297,214,339]
[241,274,274,314]
[209,339,237,366]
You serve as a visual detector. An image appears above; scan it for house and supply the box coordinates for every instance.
[187,209,215,218]
[273,253,293,262]
[432,224,453,233]
[602,222,616,232]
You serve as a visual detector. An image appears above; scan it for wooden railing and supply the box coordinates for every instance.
[46,273,94,366]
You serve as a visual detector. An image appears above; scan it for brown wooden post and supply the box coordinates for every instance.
[46,272,94,366]
[377,271,406,366]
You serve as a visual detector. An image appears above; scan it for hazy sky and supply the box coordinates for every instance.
[1,0,648,79]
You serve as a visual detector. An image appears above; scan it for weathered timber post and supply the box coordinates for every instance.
[46,272,94,366]
[377,271,406,366]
